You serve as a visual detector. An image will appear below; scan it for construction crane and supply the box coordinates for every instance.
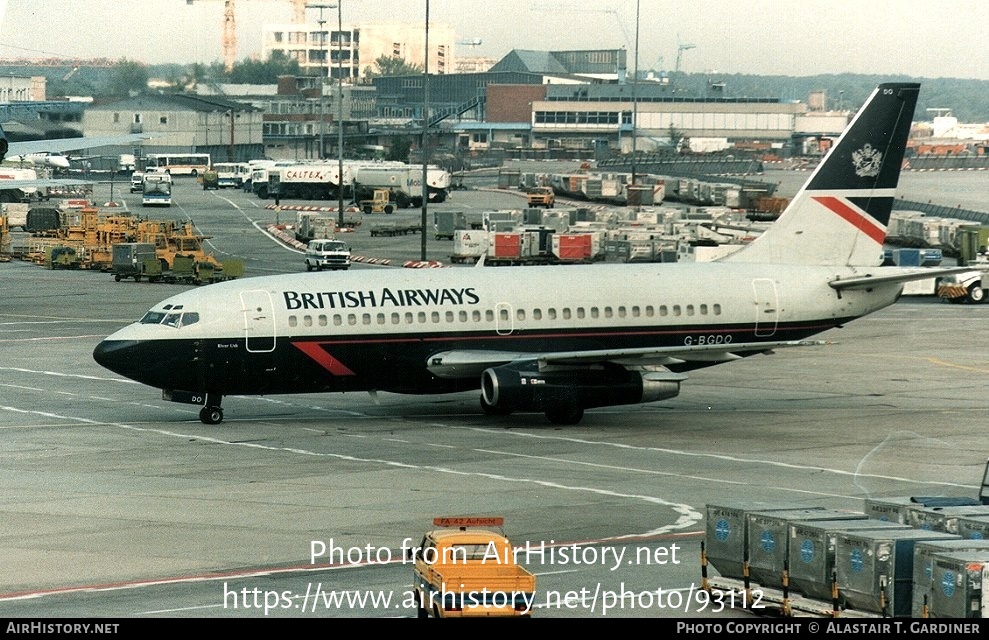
[675,42,695,73]
[186,0,308,71]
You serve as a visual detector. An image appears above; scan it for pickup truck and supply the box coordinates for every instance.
[526,186,555,208]
[409,517,536,618]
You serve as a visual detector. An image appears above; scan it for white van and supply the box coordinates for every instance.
[130,171,145,193]
[304,238,351,271]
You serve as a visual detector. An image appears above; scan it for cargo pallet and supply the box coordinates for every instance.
[369,222,421,237]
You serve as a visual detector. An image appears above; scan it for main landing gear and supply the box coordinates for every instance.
[199,394,224,425]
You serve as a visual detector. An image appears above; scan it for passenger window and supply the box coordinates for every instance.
[289,316,298,328]
[303,315,313,327]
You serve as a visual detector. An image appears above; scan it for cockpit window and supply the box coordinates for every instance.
[139,310,200,328]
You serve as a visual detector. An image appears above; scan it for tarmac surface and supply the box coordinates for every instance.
[0,172,986,618]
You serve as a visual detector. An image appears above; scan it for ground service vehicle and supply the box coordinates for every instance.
[266,163,346,201]
[143,153,211,177]
[359,188,396,214]
[201,169,219,190]
[212,162,250,188]
[409,517,536,618]
[129,171,145,193]
[527,186,555,208]
[304,238,351,271]
[141,173,172,206]
[937,268,988,303]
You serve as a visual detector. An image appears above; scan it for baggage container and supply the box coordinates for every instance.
[865,496,983,524]
[911,538,989,617]
[834,528,958,616]
[926,550,989,618]
[704,502,821,581]
[907,505,989,533]
[787,519,911,600]
[957,515,989,540]
[746,508,868,589]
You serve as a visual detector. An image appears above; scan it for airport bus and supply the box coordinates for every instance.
[143,153,211,177]
[141,172,173,206]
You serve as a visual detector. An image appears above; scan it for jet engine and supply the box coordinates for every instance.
[480,361,683,425]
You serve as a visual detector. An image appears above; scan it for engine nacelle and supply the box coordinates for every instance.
[480,361,682,415]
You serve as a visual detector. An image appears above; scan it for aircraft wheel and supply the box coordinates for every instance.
[967,283,985,304]
[306,262,313,272]
[199,406,224,425]
[546,405,584,425]
[416,594,429,618]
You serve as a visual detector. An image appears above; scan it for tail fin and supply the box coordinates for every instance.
[723,83,920,266]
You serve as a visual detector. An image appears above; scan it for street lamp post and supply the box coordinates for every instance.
[336,1,344,227]
[309,4,332,160]
[420,0,430,260]
[309,3,345,227]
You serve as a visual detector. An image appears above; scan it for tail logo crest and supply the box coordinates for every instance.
[852,144,883,177]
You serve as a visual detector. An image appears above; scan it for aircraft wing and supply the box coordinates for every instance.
[0,178,96,190]
[426,339,826,379]
[5,134,149,159]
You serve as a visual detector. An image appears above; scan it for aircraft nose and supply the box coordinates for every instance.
[92,339,139,376]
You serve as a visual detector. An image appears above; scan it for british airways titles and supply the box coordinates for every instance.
[283,287,480,310]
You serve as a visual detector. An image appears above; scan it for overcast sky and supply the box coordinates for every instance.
[1,0,987,80]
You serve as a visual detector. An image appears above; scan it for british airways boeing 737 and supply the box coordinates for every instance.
[93,83,966,425]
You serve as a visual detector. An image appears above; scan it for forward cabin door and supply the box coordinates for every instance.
[241,289,276,352]
[752,278,779,337]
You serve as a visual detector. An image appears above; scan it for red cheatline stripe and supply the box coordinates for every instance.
[291,342,356,375]
[811,195,885,245]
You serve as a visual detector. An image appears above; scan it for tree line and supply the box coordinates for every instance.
[5,57,988,123]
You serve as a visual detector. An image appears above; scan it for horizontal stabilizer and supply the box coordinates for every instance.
[828,267,975,291]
